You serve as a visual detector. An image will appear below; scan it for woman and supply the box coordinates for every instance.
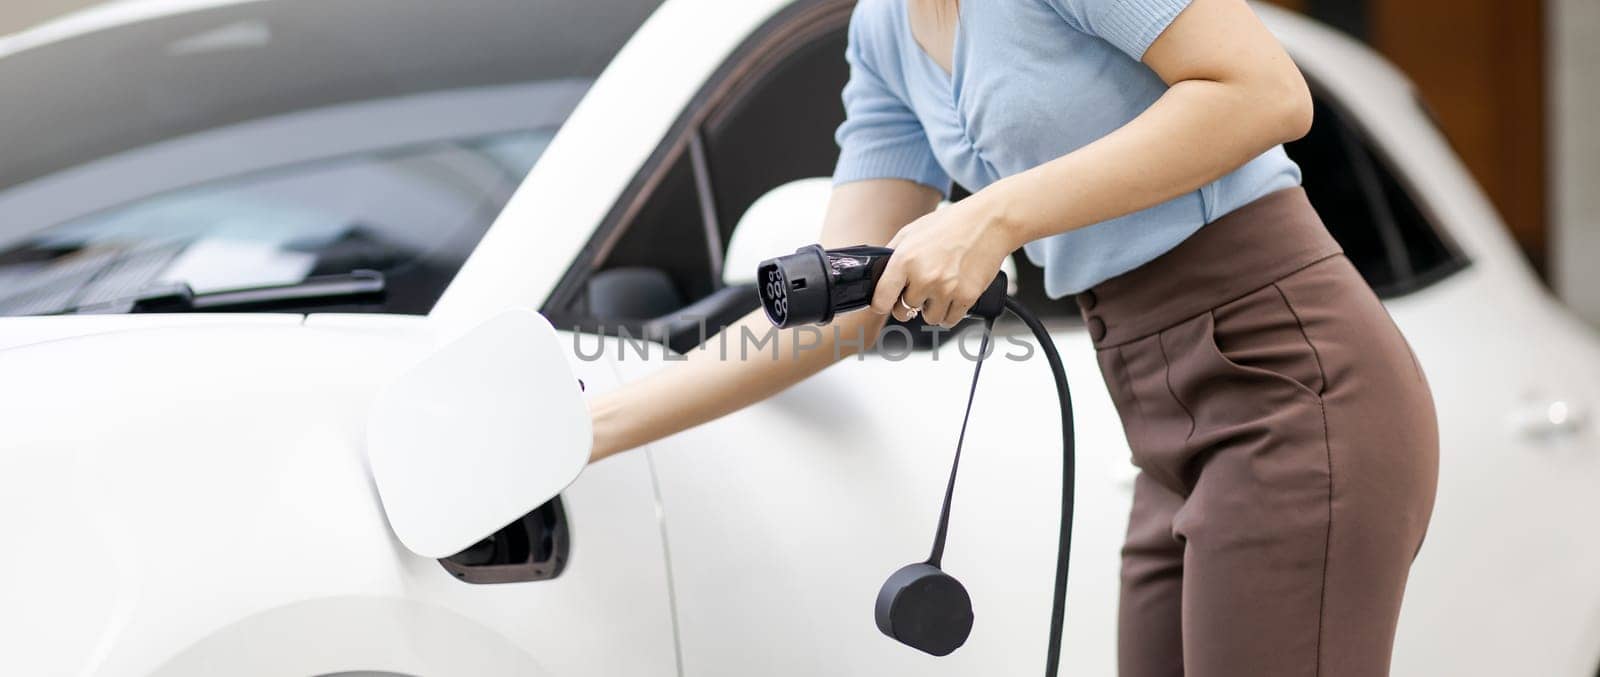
[589,0,1439,674]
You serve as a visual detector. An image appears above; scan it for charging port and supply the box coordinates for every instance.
[440,497,569,584]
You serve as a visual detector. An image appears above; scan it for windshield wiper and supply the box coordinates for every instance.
[63,270,386,314]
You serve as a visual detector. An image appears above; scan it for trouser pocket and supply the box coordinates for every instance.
[1207,283,1327,399]
[1095,280,1332,496]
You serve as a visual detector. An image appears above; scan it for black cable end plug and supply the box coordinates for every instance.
[874,562,974,657]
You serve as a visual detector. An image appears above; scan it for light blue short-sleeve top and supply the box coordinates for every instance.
[833,0,1303,296]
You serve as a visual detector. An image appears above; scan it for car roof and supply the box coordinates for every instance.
[0,0,663,193]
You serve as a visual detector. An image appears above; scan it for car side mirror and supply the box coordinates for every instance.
[723,178,834,287]
[367,309,590,559]
[724,177,1018,293]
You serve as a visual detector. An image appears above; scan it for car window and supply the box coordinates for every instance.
[0,130,550,316]
[1284,94,1467,297]
[588,19,850,308]
[551,4,854,347]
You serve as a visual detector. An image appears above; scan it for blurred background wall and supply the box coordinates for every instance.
[1550,0,1600,327]
[2,0,1595,324]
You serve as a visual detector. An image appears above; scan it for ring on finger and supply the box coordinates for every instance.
[897,294,921,318]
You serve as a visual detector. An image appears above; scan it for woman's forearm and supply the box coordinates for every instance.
[984,0,1314,248]
[588,308,885,462]
[989,78,1310,246]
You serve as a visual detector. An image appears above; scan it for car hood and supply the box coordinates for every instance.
[0,313,436,432]
[0,313,307,351]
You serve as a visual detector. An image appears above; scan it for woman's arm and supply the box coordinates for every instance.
[587,178,940,463]
[870,0,1313,326]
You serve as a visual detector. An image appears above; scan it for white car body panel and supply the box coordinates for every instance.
[0,314,304,351]
[0,322,679,677]
[1,1,1596,676]
[610,332,1131,675]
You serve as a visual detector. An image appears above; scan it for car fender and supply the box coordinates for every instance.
[150,595,553,677]
[0,322,442,675]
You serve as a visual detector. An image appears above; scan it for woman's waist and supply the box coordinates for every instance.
[1072,186,1342,347]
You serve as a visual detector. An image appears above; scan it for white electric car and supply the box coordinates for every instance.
[2,1,1596,675]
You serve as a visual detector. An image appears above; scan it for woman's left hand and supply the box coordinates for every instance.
[870,191,1020,328]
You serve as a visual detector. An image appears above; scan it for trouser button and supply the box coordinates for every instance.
[1079,289,1097,311]
[1088,316,1106,342]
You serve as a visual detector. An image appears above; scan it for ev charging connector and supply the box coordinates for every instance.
[757,244,1006,328]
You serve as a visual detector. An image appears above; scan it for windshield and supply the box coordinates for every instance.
[0,0,663,316]
[0,130,550,315]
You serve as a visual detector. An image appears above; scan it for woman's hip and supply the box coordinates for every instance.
[1078,188,1438,504]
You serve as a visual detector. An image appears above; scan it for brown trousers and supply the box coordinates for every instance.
[1077,188,1439,676]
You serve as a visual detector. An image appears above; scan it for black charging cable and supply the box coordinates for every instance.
[923,299,1074,677]
[757,245,1076,677]
[925,315,994,571]
[1004,296,1076,677]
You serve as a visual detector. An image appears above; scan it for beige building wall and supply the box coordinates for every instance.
[1552,0,1600,327]
[0,0,105,36]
